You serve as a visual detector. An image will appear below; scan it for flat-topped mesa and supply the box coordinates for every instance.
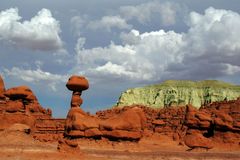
[66,75,89,108]
[116,80,240,109]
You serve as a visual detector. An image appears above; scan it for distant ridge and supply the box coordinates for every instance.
[116,80,240,108]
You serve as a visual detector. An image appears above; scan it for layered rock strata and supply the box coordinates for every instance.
[0,75,64,142]
[117,80,240,108]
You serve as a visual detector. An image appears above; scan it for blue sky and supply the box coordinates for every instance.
[0,0,240,117]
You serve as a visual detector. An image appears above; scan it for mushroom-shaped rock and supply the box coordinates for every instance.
[66,75,89,91]
[4,86,37,101]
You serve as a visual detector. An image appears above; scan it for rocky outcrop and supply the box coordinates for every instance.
[33,118,65,142]
[0,85,52,129]
[184,98,240,149]
[184,130,214,150]
[97,105,187,141]
[3,86,50,115]
[57,139,80,153]
[64,75,147,141]
[0,75,64,142]
[116,80,240,108]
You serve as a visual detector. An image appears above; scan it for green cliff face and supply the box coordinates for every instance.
[116,80,240,108]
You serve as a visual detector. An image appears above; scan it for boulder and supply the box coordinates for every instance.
[58,139,80,153]
[99,107,146,132]
[65,107,100,138]
[184,132,214,150]
[66,75,89,91]
[4,86,37,101]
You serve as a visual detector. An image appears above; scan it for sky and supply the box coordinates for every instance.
[0,0,240,117]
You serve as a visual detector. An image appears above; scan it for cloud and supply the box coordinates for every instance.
[4,67,68,91]
[74,29,184,82]
[0,8,64,51]
[119,1,179,26]
[179,7,240,79]
[74,7,240,84]
[87,15,132,31]
[70,15,88,36]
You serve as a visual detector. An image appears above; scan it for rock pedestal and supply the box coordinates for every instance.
[64,76,147,141]
[66,75,89,108]
[65,75,90,137]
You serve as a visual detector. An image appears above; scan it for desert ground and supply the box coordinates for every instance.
[0,130,239,160]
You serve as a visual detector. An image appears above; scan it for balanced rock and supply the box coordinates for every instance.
[66,75,89,92]
[66,75,89,108]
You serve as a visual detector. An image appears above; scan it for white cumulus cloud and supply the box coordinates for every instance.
[119,1,179,26]
[4,67,68,91]
[74,7,240,84]
[74,29,184,82]
[0,8,64,51]
[87,15,132,31]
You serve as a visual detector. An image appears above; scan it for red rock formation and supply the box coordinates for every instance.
[1,74,240,151]
[184,129,214,150]
[66,75,89,91]
[66,75,89,108]
[0,76,5,99]
[0,75,62,142]
[184,98,240,149]
[57,139,80,153]
[65,107,100,138]
[64,76,147,141]
[33,118,65,142]
[99,107,146,140]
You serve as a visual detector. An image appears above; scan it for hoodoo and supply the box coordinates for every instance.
[66,75,89,108]
[64,75,147,140]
